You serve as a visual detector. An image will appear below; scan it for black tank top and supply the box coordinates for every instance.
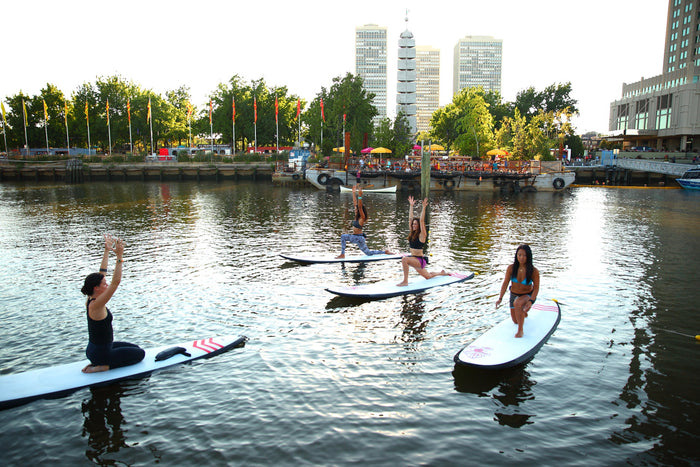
[86,298,114,345]
[409,236,425,250]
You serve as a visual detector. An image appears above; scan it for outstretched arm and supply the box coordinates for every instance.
[408,196,415,229]
[419,198,428,241]
[91,238,124,311]
[99,234,113,273]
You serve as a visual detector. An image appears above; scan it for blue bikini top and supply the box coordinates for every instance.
[511,275,533,286]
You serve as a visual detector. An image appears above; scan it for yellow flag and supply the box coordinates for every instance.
[23,99,28,127]
[147,97,151,123]
[85,100,89,121]
[1,102,6,124]
[106,99,110,126]
[43,99,48,122]
[64,101,68,125]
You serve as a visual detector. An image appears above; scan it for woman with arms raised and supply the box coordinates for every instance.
[81,234,144,373]
[396,196,447,286]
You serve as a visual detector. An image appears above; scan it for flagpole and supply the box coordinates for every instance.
[106,100,111,156]
[1,103,8,156]
[253,95,257,154]
[86,101,91,156]
[232,97,235,156]
[148,97,154,157]
[22,99,29,157]
[43,101,49,156]
[209,99,213,162]
[64,102,70,156]
[127,100,133,155]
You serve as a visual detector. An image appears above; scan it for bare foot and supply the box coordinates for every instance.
[82,364,109,373]
[384,250,393,255]
[515,331,524,338]
[335,254,345,259]
[396,281,408,287]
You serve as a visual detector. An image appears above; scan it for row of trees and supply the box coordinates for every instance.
[1,74,581,160]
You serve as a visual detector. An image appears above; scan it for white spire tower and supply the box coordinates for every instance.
[397,11,417,135]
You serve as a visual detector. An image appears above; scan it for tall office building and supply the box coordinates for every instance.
[415,46,440,134]
[608,0,699,151]
[355,24,388,123]
[397,25,417,135]
[453,35,502,95]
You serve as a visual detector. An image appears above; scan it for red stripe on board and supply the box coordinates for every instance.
[192,339,211,353]
[205,338,223,350]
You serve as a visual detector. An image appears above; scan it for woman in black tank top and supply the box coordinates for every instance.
[396,196,448,286]
[81,235,144,373]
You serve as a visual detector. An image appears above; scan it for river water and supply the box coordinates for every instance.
[0,181,699,466]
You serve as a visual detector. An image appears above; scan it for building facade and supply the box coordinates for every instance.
[415,46,440,135]
[453,35,502,95]
[355,24,388,124]
[397,28,417,135]
[608,0,699,151]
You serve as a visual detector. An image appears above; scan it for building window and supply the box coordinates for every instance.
[617,103,629,130]
[635,100,649,130]
[656,94,673,130]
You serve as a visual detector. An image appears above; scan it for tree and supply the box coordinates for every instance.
[430,87,494,157]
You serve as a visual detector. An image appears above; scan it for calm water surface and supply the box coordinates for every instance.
[0,181,699,466]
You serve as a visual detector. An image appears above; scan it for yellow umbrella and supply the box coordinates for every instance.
[370,147,392,154]
[428,144,445,151]
[332,146,345,152]
[486,148,509,156]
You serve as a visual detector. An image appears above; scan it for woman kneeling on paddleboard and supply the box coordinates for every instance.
[396,196,447,286]
[496,244,540,338]
[335,185,392,259]
[81,234,144,373]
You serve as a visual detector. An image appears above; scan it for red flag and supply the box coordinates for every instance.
[232,97,236,121]
[254,96,257,123]
[209,99,213,124]
[343,113,346,123]
[275,96,278,123]
[320,98,325,122]
[296,99,301,119]
[127,99,131,123]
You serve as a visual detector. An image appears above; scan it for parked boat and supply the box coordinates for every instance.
[305,162,574,193]
[676,166,700,190]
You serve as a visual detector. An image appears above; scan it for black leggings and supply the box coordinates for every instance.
[86,341,145,369]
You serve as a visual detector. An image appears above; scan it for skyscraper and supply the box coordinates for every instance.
[608,0,699,151]
[415,46,440,134]
[453,35,502,95]
[355,24,388,124]
[397,24,417,135]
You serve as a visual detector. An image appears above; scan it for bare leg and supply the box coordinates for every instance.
[513,296,528,338]
[396,257,412,286]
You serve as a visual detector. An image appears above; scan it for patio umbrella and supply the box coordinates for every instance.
[370,147,392,154]
[361,147,374,154]
[486,149,509,156]
[413,144,422,150]
[428,144,445,151]
[332,146,345,152]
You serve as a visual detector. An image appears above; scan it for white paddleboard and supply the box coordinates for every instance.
[454,301,561,369]
[325,272,474,299]
[0,335,247,409]
[280,252,405,264]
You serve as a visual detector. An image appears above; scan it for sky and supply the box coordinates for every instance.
[2,0,668,135]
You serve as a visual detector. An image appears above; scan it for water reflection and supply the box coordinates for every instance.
[452,365,535,428]
[81,384,129,464]
[398,295,427,344]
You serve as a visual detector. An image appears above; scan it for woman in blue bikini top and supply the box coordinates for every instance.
[495,244,540,338]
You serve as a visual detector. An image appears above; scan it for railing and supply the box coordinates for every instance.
[613,158,695,176]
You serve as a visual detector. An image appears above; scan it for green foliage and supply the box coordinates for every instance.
[430,87,494,157]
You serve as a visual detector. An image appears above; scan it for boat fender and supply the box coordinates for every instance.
[155,346,191,361]
[292,173,300,180]
[444,179,455,189]
[552,177,565,189]
[317,173,330,185]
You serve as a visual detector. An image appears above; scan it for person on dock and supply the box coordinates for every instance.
[396,196,448,286]
[81,234,144,373]
[335,185,392,259]
[495,244,540,338]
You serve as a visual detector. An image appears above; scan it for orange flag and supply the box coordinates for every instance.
[209,99,212,124]
[296,99,301,119]
[232,97,236,121]
[84,100,88,122]
[127,99,131,123]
